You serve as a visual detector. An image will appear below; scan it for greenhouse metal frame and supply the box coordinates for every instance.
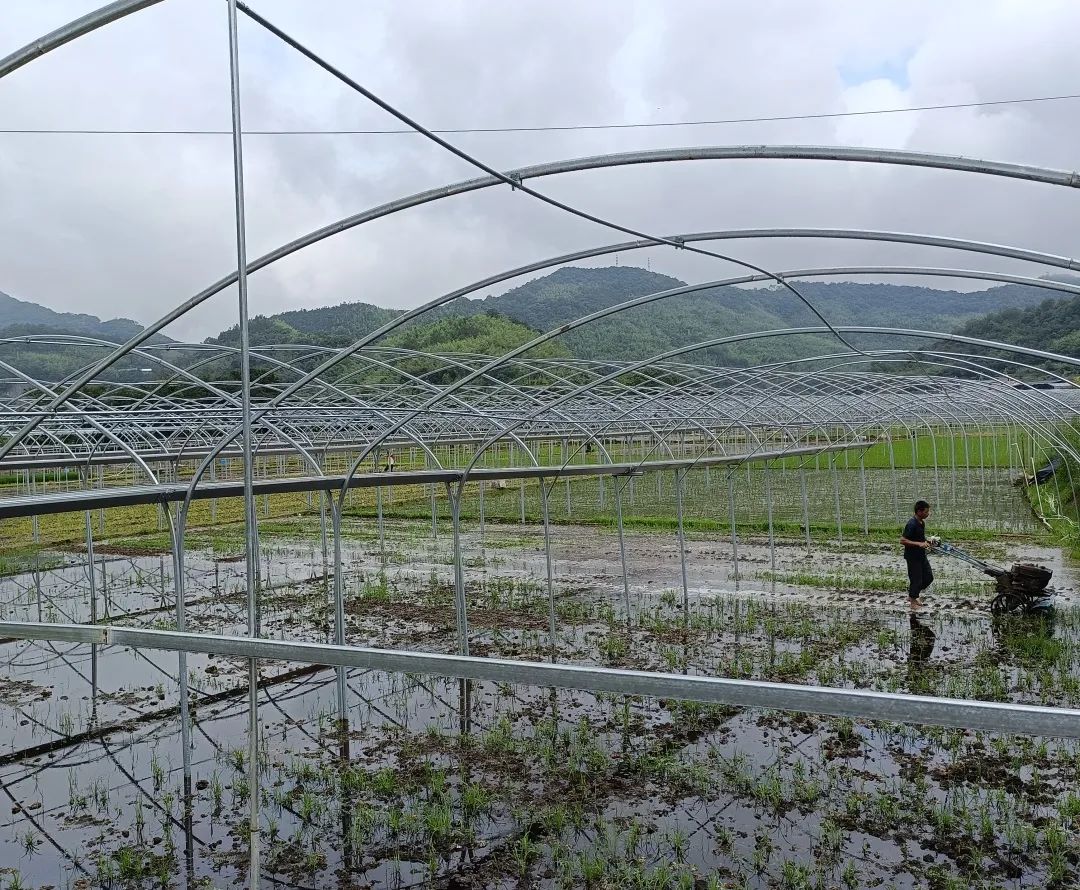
[4,1,1080,883]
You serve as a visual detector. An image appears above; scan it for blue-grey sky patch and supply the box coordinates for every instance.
[838,52,913,89]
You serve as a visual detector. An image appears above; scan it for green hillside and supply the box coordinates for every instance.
[370,314,571,385]
[0,290,145,342]
[207,312,569,385]
[220,265,1068,367]
[3,265,1069,387]
[931,288,1080,376]
[468,267,1074,362]
[0,291,170,384]
[274,302,400,345]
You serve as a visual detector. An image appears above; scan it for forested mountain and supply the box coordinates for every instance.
[930,287,1080,376]
[366,315,570,384]
[0,291,171,384]
[209,313,569,385]
[212,265,1073,368]
[466,266,1063,331]
[2,265,1072,387]
[0,290,145,342]
[950,290,1080,353]
[274,302,401,344]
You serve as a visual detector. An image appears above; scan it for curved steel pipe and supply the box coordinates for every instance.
[0,0,164,79]
[3,144,1079,467]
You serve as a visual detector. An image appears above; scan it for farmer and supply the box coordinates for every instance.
[383,452,396,473]
[900,500,933,610]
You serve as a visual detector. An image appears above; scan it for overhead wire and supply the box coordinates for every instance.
[1,92,1077,135]
[233,0,865,354]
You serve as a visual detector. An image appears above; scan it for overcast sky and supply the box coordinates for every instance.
[2,1,1079,341]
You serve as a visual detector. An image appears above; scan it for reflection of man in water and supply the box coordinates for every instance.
[906,614,936,687]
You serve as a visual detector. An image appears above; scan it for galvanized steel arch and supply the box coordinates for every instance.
[2,140,1079,461]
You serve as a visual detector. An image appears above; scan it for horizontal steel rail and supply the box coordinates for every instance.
[0,440,868,518]
[1,620,1077,739]
[0,425,785,472]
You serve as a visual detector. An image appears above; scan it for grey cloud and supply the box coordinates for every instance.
[1,1,1079,342]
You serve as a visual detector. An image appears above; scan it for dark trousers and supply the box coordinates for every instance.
[905,552,933,598]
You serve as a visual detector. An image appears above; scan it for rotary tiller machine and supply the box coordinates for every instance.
[928,539,1054,616]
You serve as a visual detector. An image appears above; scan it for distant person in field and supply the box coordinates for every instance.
[383,452,396,473]
[900,500,933,610]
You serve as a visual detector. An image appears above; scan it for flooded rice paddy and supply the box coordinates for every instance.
[0,509,1077,889]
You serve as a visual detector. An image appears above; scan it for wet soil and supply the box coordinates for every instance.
[0,513,1075,889]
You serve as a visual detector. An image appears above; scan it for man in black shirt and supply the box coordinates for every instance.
[900,500,933,609]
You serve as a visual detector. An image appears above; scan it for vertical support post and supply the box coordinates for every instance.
[331,499,346,648]
[478,482,485,544]
[1007,437,1020,531]
[83,498,99,713]
[979,426,986,495]
[830,454,843,545]
[338,724,353,873]
[376,482,385,567]
[727,472,740,588]
[614,476,632,630]
[764,461,776,578]
[210,459,218,525]
[859,455,869,536]
[888,434,899,522]
[449,483,469,656]
[331,498,347,726]
[30,472,39,544]
[962,430,971,502]
[930,428,941,506]
[429,452,438,540]
[799,465,812,554]
[540,482,557,657]
[910,430,919,500]
[170,506,194,875]
[948,424,958,506]
[563,437,571,516]
[80,469,97,623]
[675,469,690,629]
[224,2,260,879]
[97,465,105,536]
[318,488,329,581]
[1007,431,1017,491]
[101,556,110,620]
[458,676,473,735]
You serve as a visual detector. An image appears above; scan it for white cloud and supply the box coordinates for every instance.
[836,79,916,147]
